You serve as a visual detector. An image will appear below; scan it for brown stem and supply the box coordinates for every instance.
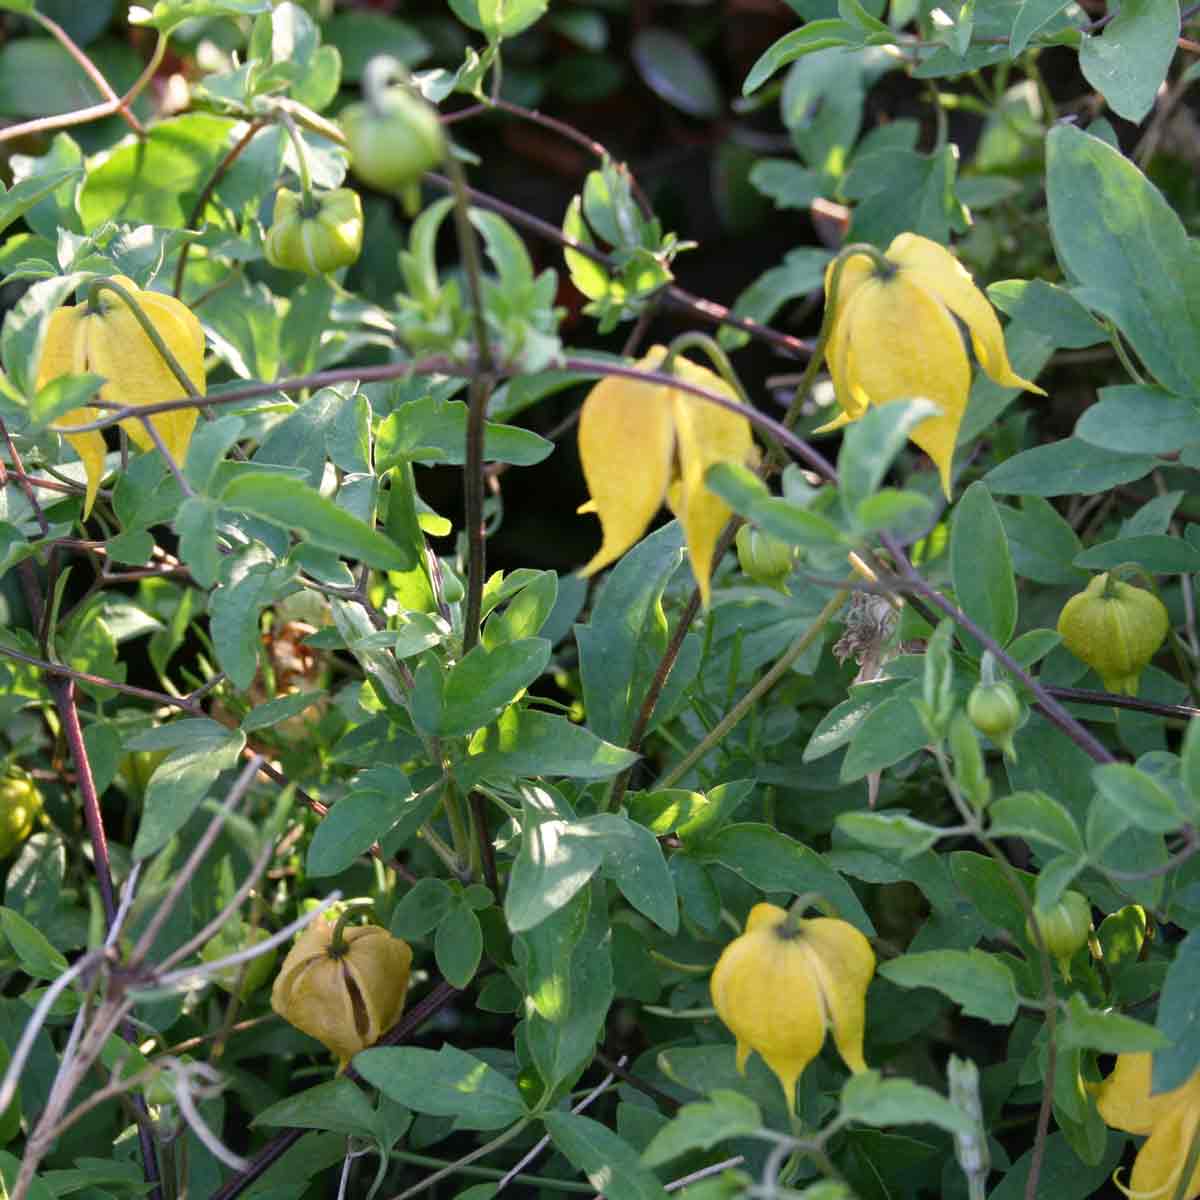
[51,677,117,923]
[173,119,266,297]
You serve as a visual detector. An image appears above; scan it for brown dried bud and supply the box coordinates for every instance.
[271,919,412,1068]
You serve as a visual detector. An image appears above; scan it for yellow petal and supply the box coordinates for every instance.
[668,357,754,607]
[1126,1101,1200,1200]
[794,917,875,1075]
[841,272,971,497]
[86,277,204,467]
[1097,1054,1190,1136]
[36,306,106,518]
[886,234,1045,394]
[824,265,876,426]
[577,359,674,577]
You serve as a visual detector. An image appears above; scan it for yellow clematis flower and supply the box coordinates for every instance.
[577,346,755,606]
[818,233,1045,497]
[1097,1053,1200,1200]
[709,902,875,1110]
[35,275,206,517]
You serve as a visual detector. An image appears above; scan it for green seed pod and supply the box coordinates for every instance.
[1026,890,1092,979]
[735,524,794,588]
[264,188,363,275]
[967,680,1022,760]
[1057,574,1168,696]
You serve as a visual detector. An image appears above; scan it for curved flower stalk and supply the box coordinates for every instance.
[818,234,1045,497]
[577,345,755,606]
[1096,1053,1200,1200]
[36,275,206,516]
[710,902,875,1110]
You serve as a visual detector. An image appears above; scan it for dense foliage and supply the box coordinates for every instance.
[0,0,1199,1198]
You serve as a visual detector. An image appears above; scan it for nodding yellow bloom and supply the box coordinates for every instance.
[577,346,755,606]
[35,276,206,517]
[271,919,412,1069]
[710,902,875,1110]
[818,233,1045,497]
[1096,1054,1200,1200]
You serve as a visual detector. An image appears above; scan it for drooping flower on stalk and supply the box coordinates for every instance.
[817,233,1045,497]
[36,275,206,517]
[576,345,755,606]
[709,902,875,1110]
[1096,1053,1200,1200]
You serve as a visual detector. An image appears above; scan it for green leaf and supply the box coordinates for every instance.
[836,812,946,858]
[129,0,271,31]
[253,1078,378,1137]
[1093,762,1184,834]
[998,498,1088,586]
[133,728,246,859]
[544,1112,670,1200]
[951,481,1017,649]
[839,399,939,515]
[1079,0,1178,123]
[411,638,550,737]
[1059,993,1169,1053]
[641,1092,762,1167]
[355,1046,525,1130]
[505,786,601,933]
[690,822,874,934]
[719,247,831,349]
[435,900,483,988]
[989,1132,1125,1200]
[0,907,68,979]
[323,12,431,82]
[241,691,323,732]
[79,113,236,230]
[457,708,637,790]
[879,949,1019,1024]
[705,463,845,549]
[176,498,221,590]
[1075,386,1200,453]
[575,522,693,746]
[631,28,722,119]
[307,781,413,878]
[1153,927,1200,1091]
[803,678,910,761]
[1074,534,1200,573]
[843,145,960,246]
[577,813,678,933]
[983,437,1156,496]
[949,851,1034,939]
[376,397,553,469]
[839,1071,976,1136]
[219,473,409,571]
[1046,124,1200,397]
[840,685,930,781]
[742,21,862,94]
[209,566,274,690]
[521,884,613,1090]
[0,167,82,239]
[987,279,1105,349]
[988,791,1084,854]
[1010,0,1075,54]
[482,571,557,649]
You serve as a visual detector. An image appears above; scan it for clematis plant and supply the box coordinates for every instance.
[816,233,1045,497]
[1096,1053,1200,1200]
[36,275,206,517]
[709,901,875,1110]
[576,344,755,606]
